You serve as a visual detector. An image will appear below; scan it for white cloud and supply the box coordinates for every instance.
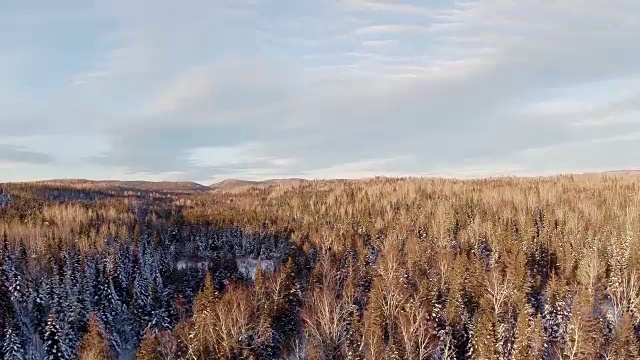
[0,161,22,170]
[186,143,295,172]
[270,158,297,167]
[146,65,216,115]
[361,40,397,49]
[340,0,437,16]
[72,71,110,85]
[303,156,416,179]
[186,143,265,168]
[355,24,431,35]
[4,0,640,181]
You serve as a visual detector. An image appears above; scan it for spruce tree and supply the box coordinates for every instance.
[188,271,217,359]
[77,313,116,360]
[192,271,216,318]
[135,330,163,360]
[271,258,303,354]
[147,278,171,334]
[94,264,125,355]
[132,272,151,337]
[513,303,544,360]
[611,312,640,359]
[0,257,12,335]
[44,312,69,360]
[473,309,496,360]
[3,324,26,360]
[345,305,364,360]
[29,281,48,336]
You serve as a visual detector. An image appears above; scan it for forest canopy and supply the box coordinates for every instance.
[1,174,639,359]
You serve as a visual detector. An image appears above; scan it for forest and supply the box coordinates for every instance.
[1,174,639,359]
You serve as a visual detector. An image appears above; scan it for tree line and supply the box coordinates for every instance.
[1,175,639,359]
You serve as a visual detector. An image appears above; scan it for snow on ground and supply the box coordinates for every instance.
[0,194,11,208]
[237,258,275,280]
[175,259,210,270]
[175,257,276,280]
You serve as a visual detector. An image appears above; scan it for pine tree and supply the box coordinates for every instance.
[94,264,125,355]
[63,251,88,345]
[115,245,133,299]
[44,312,69,360]
[345,305,364,360]
[49,267,66,319]
[188,271,217,359]
[8,267,28,305]
[542,280,570,359]
[271,258,303,353]
[610,312,640,359]
[472,309,496,360]
[132,272,152,337]
[563,290,599,360]
[254,263,266,306]
[135,330,163,360]
[0,256,12,335]
[250,261,277,357]
[193,271,216,320]
[29,281,48,336]
[147,278,171,334]
[6,272,35,360]
[171,321,191,360]
[513,304,544,360]
[3,324,26,360]
[77,313,116,360]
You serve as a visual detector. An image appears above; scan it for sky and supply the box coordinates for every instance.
[1,0,639,184]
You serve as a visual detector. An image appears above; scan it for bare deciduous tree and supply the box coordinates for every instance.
[397,299,436,360]
[302,287,352,359]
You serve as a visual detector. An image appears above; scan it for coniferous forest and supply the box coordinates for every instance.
[1,175,640,359]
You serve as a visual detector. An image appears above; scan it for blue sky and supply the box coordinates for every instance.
[1,0,639,183]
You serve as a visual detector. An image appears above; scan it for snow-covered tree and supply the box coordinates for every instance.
[146,278,171,334]
[132,272,152,337]
[44,313,69,360]
[3,324,26,360]
[94,264,126,356]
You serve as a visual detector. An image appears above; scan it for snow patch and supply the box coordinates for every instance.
[0,193,11,208]
[174,256,276,280]
[236,258,275,280]
[175,259,210,270]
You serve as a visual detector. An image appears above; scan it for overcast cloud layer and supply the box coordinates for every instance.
[1,0,639,183]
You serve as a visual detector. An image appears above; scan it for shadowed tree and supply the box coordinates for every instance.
[77,313,116,360]
[44,312,69,360]
[135,330,163,360]
[187,271,217,359]
[3,323,26,360]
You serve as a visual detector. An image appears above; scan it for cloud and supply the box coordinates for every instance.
[139,60,294,122]
[0,144,53,165]
[361,40,397,49]
[145,65,217,115]
[303,156,416,179]
[2,0,640,181]
[340,0,437,16]
[355,24,431,35]
[72,71,109,85]
[96,0,640,179]
[187,143,272,168]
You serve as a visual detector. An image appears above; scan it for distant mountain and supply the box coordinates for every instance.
[210,179,261,190]
[16,178,310,194]
[16,170,640,195]
[28,179,210,193]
